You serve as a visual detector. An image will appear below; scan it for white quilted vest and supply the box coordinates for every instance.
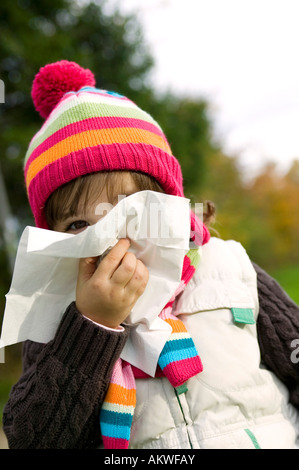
[129,237,299,449]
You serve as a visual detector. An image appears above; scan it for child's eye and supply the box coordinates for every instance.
[66,220,89,233]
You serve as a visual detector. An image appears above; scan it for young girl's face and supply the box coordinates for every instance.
[52,172,140,234]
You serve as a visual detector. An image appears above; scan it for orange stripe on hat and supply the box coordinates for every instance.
[25,127,171,188]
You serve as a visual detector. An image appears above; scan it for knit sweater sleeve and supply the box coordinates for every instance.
[254,263,299,408]
[2,302,129,449]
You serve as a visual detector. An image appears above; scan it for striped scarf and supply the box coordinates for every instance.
[100,217,209,449]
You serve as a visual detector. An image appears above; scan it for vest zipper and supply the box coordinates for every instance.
[174,386,193,449]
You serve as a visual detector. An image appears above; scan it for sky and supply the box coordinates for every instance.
[106,0,299,177]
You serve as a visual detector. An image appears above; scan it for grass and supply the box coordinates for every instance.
[268,265,299,305]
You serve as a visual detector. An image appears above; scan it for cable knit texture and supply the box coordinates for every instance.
[3,265,299,448]
[3,302,129,449]
[254,263,299,408]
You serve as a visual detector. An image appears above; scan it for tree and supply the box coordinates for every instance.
[0,0,154,224]
[246,161,299,268]
[0,0,217,317]
[0,0,155,317]
[145,94,218,199]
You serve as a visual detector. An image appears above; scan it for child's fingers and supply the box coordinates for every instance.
[125,259,149,295]
[97,238,131,278]
[112,251,137,285]
[77,256,99,282]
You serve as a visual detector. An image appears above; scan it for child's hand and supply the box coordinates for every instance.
[75,239,149,328]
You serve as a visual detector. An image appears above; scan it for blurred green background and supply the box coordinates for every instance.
[0,0,298,448]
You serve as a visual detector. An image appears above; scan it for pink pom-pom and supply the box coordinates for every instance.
[32,60,96,119]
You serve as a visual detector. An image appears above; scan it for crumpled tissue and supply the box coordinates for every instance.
[0,190,191,376]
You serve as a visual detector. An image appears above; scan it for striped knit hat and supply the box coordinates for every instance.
[24,60,184,228]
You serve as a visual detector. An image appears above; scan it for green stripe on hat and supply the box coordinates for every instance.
[25,102,161,164]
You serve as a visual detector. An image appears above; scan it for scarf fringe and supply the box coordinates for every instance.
[100,217,209,449]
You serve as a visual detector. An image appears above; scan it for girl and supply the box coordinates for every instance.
[3,61,299,449]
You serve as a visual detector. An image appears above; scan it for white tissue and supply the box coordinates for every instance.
[1,191,191,376]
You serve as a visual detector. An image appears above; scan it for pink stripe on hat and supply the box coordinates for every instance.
[25,116,169,173]
[25,60,184,228]
[27,142,184,229]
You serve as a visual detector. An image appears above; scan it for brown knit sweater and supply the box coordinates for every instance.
[3,303,129,449]
[2,264,299,448]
